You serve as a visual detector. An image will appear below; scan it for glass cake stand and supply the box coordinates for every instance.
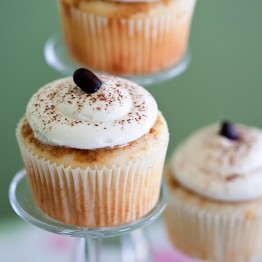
[9,169,168,262]
[44,34,191,86]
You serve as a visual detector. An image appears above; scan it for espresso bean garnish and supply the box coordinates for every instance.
[73,68,102,94]
[220,121,239,140]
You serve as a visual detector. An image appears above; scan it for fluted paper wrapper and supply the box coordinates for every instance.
[165,192,262,262]
[59,0,196,75]
[19,143,167,227]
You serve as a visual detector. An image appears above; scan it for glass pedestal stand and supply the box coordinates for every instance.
[9,170,168,262]
[44,34,191,86]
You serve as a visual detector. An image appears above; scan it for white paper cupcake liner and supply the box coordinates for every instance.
[59,0,196,74]
[165,191,262,262]
[19,142,167,227]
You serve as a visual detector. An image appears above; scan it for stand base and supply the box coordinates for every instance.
[44,34,191,86]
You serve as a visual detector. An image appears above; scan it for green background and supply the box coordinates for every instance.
[1,0,262,219]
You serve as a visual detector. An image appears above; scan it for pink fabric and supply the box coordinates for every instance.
[154,247,195,262]
[43,234,74,251]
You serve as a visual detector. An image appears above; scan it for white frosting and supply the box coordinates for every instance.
[26,74,158,149]
[171,123,262,202]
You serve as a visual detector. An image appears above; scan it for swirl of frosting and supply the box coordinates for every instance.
[26,74,158,149]
[171,123,262,202]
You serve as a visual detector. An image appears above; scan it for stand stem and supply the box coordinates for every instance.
[75,237,102,262]
[121,230,153,262]
[87,238,102,262]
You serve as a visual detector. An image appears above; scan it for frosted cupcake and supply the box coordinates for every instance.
[58,0,197,75]
[16,68,169,227]
[165,121,262,262]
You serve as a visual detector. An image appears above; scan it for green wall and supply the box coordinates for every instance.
[1,0,262,218]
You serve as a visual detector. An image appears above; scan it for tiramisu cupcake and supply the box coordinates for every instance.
[165,121,262,262]
[58,0,197,75]
[16,68,169,227]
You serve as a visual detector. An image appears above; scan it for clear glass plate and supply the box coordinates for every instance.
[9,169,168,239]
[44,34,191,86]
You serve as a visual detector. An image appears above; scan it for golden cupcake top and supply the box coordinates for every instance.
[60,0,187,18]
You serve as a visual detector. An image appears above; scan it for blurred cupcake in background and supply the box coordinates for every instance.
[165,121,262,262]
[58,0,197,75]
[16,68,169,227]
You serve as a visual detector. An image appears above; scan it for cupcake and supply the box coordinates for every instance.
[165,121,262,262]
[16,68,169,227]
[58,0,197,75]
